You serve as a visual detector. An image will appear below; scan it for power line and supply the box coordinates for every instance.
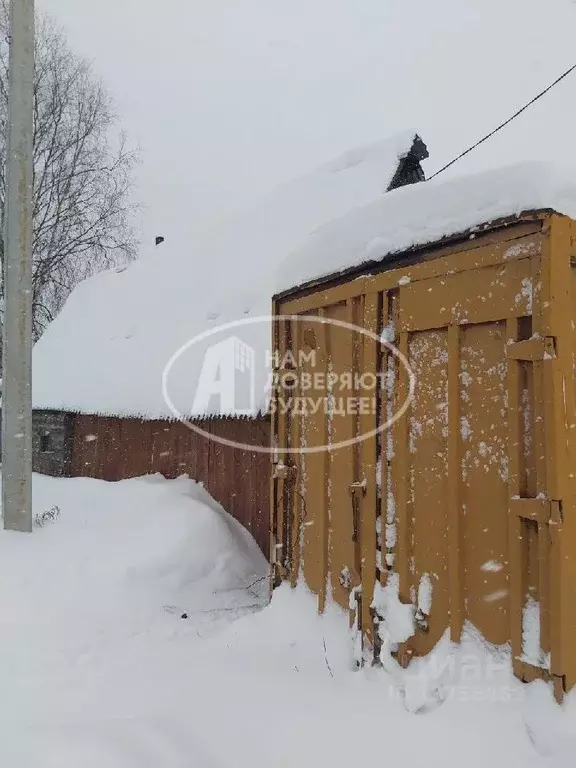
[428,61,576,180]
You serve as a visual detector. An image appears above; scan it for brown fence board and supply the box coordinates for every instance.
[68,414,270,555]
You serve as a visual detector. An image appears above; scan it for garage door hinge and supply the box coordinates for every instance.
[511,496,563,524]
[506,336,556,362]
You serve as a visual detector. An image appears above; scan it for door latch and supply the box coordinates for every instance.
[349,479,367,543]
[273,463,297,480]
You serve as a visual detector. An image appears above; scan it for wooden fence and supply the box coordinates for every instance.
[70,414,271,555]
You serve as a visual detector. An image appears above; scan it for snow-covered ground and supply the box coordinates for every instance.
[0,474,574,766]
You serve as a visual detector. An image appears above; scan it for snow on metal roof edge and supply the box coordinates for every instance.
[273,208,552,301]
[273,162,576,296]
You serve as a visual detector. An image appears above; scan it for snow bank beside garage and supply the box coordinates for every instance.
[185,583,576,767]
[0,473,269,654]
[275,162,576,293]
[0,474,575,765]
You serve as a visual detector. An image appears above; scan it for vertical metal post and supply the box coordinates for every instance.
[2,0,34,532]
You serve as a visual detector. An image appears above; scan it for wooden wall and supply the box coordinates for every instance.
[69,414,271,555]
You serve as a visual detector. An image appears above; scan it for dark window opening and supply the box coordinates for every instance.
[40,433,52,452]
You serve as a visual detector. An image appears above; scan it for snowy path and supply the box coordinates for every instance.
[0,474,574,766]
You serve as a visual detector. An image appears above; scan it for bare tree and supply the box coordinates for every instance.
[0,4,138,341]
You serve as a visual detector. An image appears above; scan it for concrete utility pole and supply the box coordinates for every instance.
[2,0,35,532]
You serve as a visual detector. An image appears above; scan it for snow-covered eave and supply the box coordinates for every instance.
[273,207,554,303]
[32,404,269,423]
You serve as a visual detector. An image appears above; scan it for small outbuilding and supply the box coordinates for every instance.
[271,162,576,698]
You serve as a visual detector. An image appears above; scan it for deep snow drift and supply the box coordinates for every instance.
[0,473,574,766]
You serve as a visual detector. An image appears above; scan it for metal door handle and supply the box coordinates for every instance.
[349,479,366,543]
[349,479,367,494]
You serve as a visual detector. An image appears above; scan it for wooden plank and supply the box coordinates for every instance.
[549,518,565,684]
[531,253,548,501]
[506,317,524,669]
[540,216,576,693]
[406,327,450,654]
[398,258,535,332]
[506,338,547,361]
[395,331,410,602]
[280,278,368,316]
[511,497,550,524]
[350,296,364,636]
[515,659,549,684]
[538,516,552,660]
[360,291,380,640]
[351,295,363,582]
[540,218,567,521]
[459,321,510,645]
[298,310,329,609]
[289,316,302,587]
[543,357,564,502]
[317,310,330,611]
[447,324,463,642]
[82,415,94,476]
[325,301,356,611]
[378,291,391,587]
[273,314,289,578]
[269,299,281,575]
[366,228,543,294]
[536,216,559,679]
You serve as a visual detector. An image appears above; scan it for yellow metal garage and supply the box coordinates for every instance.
[271,204,576,701]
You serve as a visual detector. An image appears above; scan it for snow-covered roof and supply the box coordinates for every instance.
[275,162,576,294]
[32,132,419,419]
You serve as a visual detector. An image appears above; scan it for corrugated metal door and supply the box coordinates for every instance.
[272,295,377,638]
[387,255,542,663]
[274,219,576,694]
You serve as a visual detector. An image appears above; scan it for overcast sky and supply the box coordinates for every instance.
[38,0,576,252]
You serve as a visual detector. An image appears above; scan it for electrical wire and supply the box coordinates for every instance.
[428,62,576,180]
